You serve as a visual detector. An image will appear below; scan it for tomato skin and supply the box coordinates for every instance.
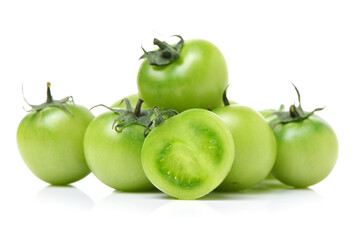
[213,105,277,190]
[17,104,94,185]
[272,116,338,187]
[141,109,234,199]
[137,39,228,112]
[111,93,151,109]
[83,112,155,191]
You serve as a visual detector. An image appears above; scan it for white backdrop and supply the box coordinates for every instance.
[1,1,359,239]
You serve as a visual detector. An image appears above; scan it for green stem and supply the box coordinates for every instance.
[289,105,300,118]
[46,82,53,103]
[153,38,169,50]
[140,35,184,66]
[271,84,325,128]
[222,85,230,106]
[22,82,74,116]
[133,99,144,117]
[91,100,154,133]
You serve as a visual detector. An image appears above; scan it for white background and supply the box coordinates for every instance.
[1,0,359,239]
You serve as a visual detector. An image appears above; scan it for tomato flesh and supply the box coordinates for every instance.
[141,109,234,199]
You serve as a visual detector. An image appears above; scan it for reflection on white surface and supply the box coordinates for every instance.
[89,179,323,218]
[201,180,322,216]
[91,190,167,216]
[265,188,323,211]
[29,180,323,220]
[147,180,321,218]
[32,185,94,213]
[152,200,220,218]
[91,189,222,219]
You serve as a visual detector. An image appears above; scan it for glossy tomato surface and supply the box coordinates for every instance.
[17,104,94,185]
[141,109,234,199]
[271,116,338,187]
[213,105,277,190]
[84,111,155,191]
[137,39,228,112]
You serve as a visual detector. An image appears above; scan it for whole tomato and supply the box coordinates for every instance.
[137,35,228,112]
[17,83,94,185]
[263,85,338,188]
[84,99,155,191]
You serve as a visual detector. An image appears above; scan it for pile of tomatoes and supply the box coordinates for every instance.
[17,36,338,200]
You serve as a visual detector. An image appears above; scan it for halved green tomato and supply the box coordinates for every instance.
[141,109,235,199]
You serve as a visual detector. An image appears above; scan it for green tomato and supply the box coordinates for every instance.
[228,100,238,105]
[141,109,235,199]
[208,100,238,111]
[259,106,284,127]
[84,110,155,192]
[213,105,277,190]
[271,116,338,187]
[111,93,151,109]
[17,103,94,185]
[137,37,228,112]
[259,109,276,118]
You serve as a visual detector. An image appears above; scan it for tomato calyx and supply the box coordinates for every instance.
[91,98,154,132]
[140,35,184,66]
[144,107,178,137]
[22,82,74,116]
[270,84,325,128]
